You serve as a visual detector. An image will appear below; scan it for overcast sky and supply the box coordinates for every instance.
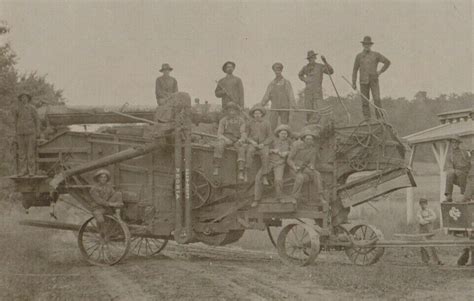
[0,0,472,107]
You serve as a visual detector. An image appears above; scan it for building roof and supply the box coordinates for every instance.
[403,119,474,145]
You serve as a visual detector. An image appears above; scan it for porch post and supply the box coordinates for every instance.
[406,145,416,224]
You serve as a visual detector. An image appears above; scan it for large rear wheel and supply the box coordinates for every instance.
[78,215,131,266]
[276,223,320,266]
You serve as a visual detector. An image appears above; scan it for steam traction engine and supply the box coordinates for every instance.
[11,92,417,266]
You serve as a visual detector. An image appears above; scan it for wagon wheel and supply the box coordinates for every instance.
[276,223,320,266]
[352,119,385,148]
[130,237,168,257]
[191,170,212,209]
[78,215,131,266]
[344,224,384,266]
[349,156,368,171]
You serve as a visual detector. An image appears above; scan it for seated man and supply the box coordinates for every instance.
[246,105,272,184]
[253,124,292,207]
[444,135,471,202]
[213,102,247,180]
[461,150,474,202]
[287,129,324,204]
[89,169,124,227]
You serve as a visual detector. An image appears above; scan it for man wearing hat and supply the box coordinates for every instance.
[213,102,247,180]
[298,50,334,122]
[155,63,178,105]
[287,129,324,203]
[352,36,391,120]
[13,93,40,176]
[215,61,244,109]
[253,124,292,206]
[246,105,272,184]
[261,62,296,130]
[89,169,123,226]
[444,135,471,202]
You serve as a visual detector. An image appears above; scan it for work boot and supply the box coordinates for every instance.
[262,176,270,186]
[213,167,219,176]
[238,170,245,181]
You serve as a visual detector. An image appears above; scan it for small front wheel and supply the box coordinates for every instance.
[78,215,131,266]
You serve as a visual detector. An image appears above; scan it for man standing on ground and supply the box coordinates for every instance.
[352,36,391,119]
[13,93,40,176]
[215,61,244,109]
[261,62,296,130]
[155,63,178,105]
[298,50,334,123]
[444,135,471,202]
[417,198,442,265]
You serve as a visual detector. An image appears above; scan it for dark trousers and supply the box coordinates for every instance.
[462,175,474,202]
[445,169,468,197]
[17,134,36,176]
[303,90,322,123]
[268,111,289,130]
[360,78,382,119]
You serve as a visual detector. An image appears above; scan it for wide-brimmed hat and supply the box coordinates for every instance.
[299,129,318,140]
[274,124,291,136]
[17,93,32,101]
[159,63,173,72]
[222,61,236,72]
[93,169,111,182]
[361,36,374,45]
[224,102,240,112]
[306,50,317,59]
[449,135,462,143]
[272,62,283,71]
[249,105,266,117]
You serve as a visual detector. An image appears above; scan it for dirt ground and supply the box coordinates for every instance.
[0,208,472,301]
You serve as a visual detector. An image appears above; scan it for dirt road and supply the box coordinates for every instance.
[0,212,472,301]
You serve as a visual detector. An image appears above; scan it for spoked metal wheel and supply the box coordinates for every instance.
[130,237,168,257]
[191,170,212,209]
[344,224,384,266]
[276,223,320,266]
[78,215,131,266]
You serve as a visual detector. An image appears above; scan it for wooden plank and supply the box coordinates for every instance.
[38,147,90,154]
[340,170,415,208]
[257,202,296,213]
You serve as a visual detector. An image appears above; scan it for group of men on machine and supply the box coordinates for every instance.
[155,36,391,122]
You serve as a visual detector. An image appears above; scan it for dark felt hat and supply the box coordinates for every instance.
[222,61,236,72]
[159,63,173,72]
[361,36,374,45]
[306,50,317,59]
[449,135,462,143]
[17,93,32,101]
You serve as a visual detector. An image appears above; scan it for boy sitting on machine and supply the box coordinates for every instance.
[89,169,124,230]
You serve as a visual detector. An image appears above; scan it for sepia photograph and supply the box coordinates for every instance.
[0,0,472,300]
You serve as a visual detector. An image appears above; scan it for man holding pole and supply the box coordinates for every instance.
[298,50,334,123]
[352,36,391,120]
[215,61,244,109]
[261,62,296,130]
